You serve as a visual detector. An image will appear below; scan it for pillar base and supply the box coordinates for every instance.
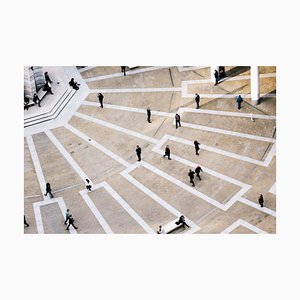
[251,98,260,106]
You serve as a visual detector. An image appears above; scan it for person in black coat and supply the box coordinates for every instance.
[163,145,171,160]
[43,81,53,94]
[44,182,54,198]
[98,93,104,108]
[44,72,53,84]
[24,215,29,227]
[175,113,181,129]
[146,107,151,123]
[195,93,200,109]
[195,165,203,180]
[214,69,219,85]
[121,66,126,76]
[188,169,195,186]
[236,95,243,109]
[258,193,264,207]
[136,145,142,161]
[69,78,80,90]
[175,215,190,228]
[66,215,78,230]
[33,93,41,107]
[194,140,200,155]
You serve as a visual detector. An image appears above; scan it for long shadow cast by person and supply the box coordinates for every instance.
[225,66,250,78]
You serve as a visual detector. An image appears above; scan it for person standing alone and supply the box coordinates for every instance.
[195,93,200,109]
[236,95,243,110]
[194,140,200,155]
[258,193,264,207]
[214,69,219,85]
[146,107,151,123]
[175,113,181,129]
[98,93,104,108]
[136,145,142,161]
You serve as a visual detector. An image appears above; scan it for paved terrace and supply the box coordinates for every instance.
[24,66,276,234]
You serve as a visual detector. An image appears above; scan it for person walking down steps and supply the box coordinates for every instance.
[258,193,264,208]
[195,93,200,109]
[175,113,181,129]
[195,165,204,180]
[98,93,104,108]
[64,209,71,225]
[194,140,200,155]
[147,107,151,123]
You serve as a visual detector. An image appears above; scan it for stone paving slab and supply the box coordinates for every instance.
[32,132,82,191]
[106,175,176,231]
[130,166,217,224]
[88,188,146,234]
[181,111,276,137]
[143,151,241,204]
[87,68,175,89]
[24,138,42,197]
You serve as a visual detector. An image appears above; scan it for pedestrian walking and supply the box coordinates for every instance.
[194,140,200,155]
[121,66,126,76]
[33,93,41,107]
[214,69,219,85]
[86,179,92,192]
[44,72,53,84]
[163,145,171,160]
[195,93,200,109]
[98,93,104,108]
[175,113,181,129]
[195,165,203,180]
[24,215,29,227]
[157,225,165,234]
[188,169,195,187]
[175,215,190,228]
[146,107,151,123]
[66,215,78,230]
[44,182,54,198]
[236,95,243,109]
[258,193,264,207]
[136,145,142,161]
[64,209,71,225]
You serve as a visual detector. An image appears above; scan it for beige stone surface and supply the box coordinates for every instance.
[25,66,276,234]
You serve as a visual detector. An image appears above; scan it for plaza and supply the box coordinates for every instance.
[24,66,276,234]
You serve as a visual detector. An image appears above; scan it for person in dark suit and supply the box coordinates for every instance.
[44,182,54,198]
[24,215,29,227]
[136,145,142,161]
[146,107,151,123]
[24,98,30,110]
[258,193,264,207]
[188,169,195,186]
[98,93,104,108]
[66,215,78,230]
[121,66,126,76]
[44,72,53,84]
[175,215,190,228]
[86,179,92,192]
[33,93,41,107]
[195,165,203,180]
[195,93,200,109]
[214,69,219,85]
[175,113,181,129]
[236,95,243,109]
[194,140,200,155]
[163,145,171,160]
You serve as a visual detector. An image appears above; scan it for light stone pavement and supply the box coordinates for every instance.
[24,66,276,234]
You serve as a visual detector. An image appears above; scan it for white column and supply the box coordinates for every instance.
[211,66,218,82]
[251,66,260,105]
